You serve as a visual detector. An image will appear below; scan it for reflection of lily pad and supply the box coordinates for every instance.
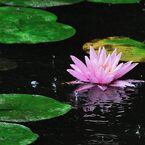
[87,0,141,4]
[83,36,145,62]
[0,0,83,7]
[0,7,76,44]
[0,58,17,71]
[0,94,71,122]
[0,122,38,145]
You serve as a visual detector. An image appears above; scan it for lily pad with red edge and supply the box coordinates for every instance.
[87,0,141,4]
[0,0,83,7]
[83,36,145,62]
[0,7,76,44]
[0,122,38,145]
[0,94,71,122]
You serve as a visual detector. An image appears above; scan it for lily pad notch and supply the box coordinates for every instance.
[0,6,76,44]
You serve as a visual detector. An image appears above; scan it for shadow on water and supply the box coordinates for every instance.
[0,1,145,145]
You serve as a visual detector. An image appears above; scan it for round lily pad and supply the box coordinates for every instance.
[0,0,83,7]
[83,36,145,62]
[87,0,141,4]
[0,7,76,44]
[0,58,17,71]
[0,94,71,122]
[0,122,38,145]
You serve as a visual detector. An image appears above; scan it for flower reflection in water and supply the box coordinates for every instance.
[87,133,119,145]
[69,84,139,122]
[68,84,145,144]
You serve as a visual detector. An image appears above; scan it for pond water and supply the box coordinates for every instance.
[0,1,145,145]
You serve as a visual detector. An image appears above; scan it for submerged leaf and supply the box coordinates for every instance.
[0,0,83,7]
[0,122,38,145]
[0,94,71,122]
[0,58,17,71]
[83,36,145,62]
[87,0,141,4]
[0,7,76,44]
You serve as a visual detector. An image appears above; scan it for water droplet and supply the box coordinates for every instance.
[31,81,39,88]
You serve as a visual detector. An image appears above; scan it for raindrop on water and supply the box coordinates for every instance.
[31,80,39,88]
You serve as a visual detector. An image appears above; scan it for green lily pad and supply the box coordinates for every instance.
[0,0,141,6]
[87,0,141,4]
[0,58,17,71]
[0,94,71,122]
[83,36,145,62]
[0,7,76,44]
[0,0,83,7]
[0,122,38,145]
[0,6,57,22]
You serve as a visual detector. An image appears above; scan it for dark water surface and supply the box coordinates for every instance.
[1,1,145,145]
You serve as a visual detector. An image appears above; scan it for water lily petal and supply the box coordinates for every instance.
[110,48,117,60]
[85,56,95,75]
[90,47,98,61]
[112,52,122,70]
[67,69,88,82]
[70,55,90,80]
[110,80,135,88]
[75,83,96,92]
[70,64,82,73]
[98,47,106,65]
[97,85,108,91]
[114,62,138,79]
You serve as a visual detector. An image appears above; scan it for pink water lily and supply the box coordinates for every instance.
[67,47,142,90]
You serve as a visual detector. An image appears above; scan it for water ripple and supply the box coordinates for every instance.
[69,85,138,125]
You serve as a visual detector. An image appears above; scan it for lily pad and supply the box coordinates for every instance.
[87,0,141,4]
[0,0,141,7]
[0,58,17,71]
[0,94,71,122]
[0,122,38,145]
[0,7,76,44]
[0,6,57,22]
[83,36,145,62]
[0,0,83,7]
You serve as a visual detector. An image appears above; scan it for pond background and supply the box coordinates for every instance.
[1,1,145,145]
